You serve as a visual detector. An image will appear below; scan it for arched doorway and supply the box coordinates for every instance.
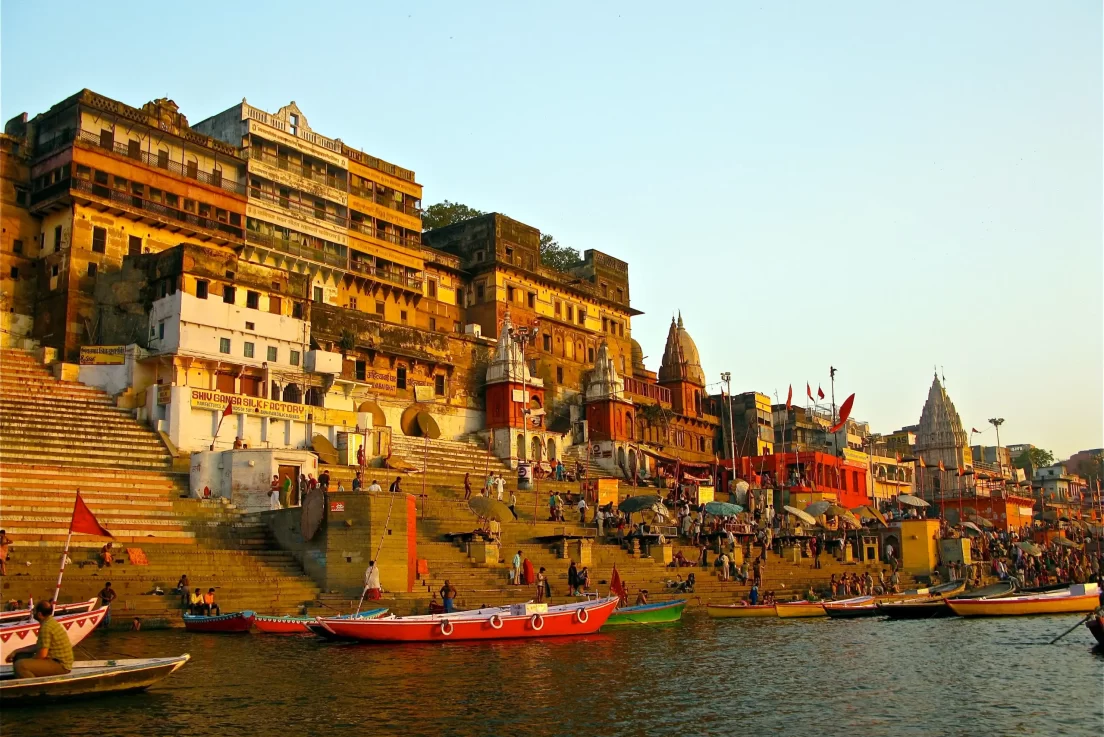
[516,433,526,461]
[628,449,637,478]
[617,446,627,473]
[531,436,543,463]
[305,386,324,407]
[282,383,301,404]
[546,438,557,461]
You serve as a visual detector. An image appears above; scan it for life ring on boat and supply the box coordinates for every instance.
[488,614,503,630]
[530,613,544,631]
[575,607,589,624]
[439,619,453,636]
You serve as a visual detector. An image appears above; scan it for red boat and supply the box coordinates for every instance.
[0,598,98,625]
[1088,614,1104,646]
[254,607,388,634]
[317,597,619,643]
[182,610,255,633]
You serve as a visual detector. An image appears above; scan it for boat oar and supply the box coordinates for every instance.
[1049,613,1093,645]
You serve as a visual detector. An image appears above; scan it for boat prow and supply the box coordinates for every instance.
[824,596,877,619]
[947,585,1099,618]
[0,655,190,705]
[604,599,687,627]
[182,610,255,633]
[1,607,108,663]
[775,601,827,618]
[706,603,776,618]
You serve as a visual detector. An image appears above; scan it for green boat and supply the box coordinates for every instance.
[603,599,687,627]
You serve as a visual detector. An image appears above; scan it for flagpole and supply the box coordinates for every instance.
[52,529,74,605]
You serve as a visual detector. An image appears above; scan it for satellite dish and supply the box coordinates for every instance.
[301,488,325,542]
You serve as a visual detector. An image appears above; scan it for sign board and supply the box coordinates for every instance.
[363,368,398,395]
[413,385,436,402]
[329,501,345,513]
[156,385,171,405]
[79,345,125,365]
[188,389,357,427]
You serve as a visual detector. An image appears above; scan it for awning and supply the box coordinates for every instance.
[400,404,440,438]
[638,446,678,463]
[357,400,387,428]
[311,434,339,465]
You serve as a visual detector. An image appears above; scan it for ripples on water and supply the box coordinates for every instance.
[4,614,1100,737]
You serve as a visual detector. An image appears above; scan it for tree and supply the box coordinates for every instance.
[422,200,485,231]
[1013,447,1054,474]
[539,233,583,272]
[1070,451,1104,487]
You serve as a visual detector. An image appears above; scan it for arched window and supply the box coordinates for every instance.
[282,383,301,404]
[305,386,324,407]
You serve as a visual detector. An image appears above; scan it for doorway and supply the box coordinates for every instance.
[278,464,300,507]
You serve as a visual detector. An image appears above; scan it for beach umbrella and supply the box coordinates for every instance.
[836,512,862,529]
[805,501,831,517]
[960,521,983,534]
[618,495,665,514]
[704,501,744,517]
[853,506,888,527]
[648,502,671,520]
[825,504,850,517]
[1053,537,1080,549]
[468,496,513,522]
[897,494,929,508]
[784,505,817,526]
[1018,541,1043,556]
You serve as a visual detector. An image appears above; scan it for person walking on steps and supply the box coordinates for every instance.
[97,582,117,628]
[463,473,472,501]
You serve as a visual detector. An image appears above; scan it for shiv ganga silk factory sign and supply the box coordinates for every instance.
[189,389,357,426]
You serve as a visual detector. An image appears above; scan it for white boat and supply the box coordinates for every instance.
[0,599,98,625]
[0,607,108,663]
[0,655,190,704]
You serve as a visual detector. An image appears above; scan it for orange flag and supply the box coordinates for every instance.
[919,456,927,469]
[938,460,946,472]
[70,492,112,537]
[828,393,855,433]
[785,385,793,410]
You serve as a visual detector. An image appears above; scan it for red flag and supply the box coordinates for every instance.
[222,400,234,417]
[957,465,965,477]
[785,385,793,410]
[817,386,825,400]
[938,460,946,472]
[895,451,902,464]
[70,493,112,537]
[610,565,627,600]
[806,383,813,401]
[970,427,982,434]
[919,456,927,469]
[828,393,855,433]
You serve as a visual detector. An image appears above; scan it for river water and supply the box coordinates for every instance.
[5,613,1100,736]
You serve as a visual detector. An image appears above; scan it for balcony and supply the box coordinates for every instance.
[245,230,347,268]
[623,376,671,407]
[76,130,246,195]
[349,258,423,291]
[250,148,347,192]
[249,187,348,228]
[348,184,421,218]
[348,218,421,249]
[70,178,243,242]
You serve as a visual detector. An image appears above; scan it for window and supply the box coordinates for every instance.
[289,113,299,136]
[429,317,437,332]
[375,300,384,315]
[527,292,536,309]
[554,301,561,317]
[292,302,304,319]
[507,286,515,302]
[87,263,97,277]
[426,280,437,299]
[290,350,300,366]
[219,338,231,354]
[578,308,586,325]
[616,287,624,303]
[9,267,18,279]
[91,226,106,253]
[313,286,324,302]
[12,240,21,254]
[99,129,113,149]
[588,347,595,363]
[474,250,485,263]
[223,285,236,304]
[543,334,551,351]
[158,321,165,340]
[347,297,357,310]
[157,150,169,169]
[54,225,62,250]
[264,295,279,314]
[245,321,255,331]
[434,374,445,396]
[128,235,142,257]
[196,280,209,299]
[475,283,485,301]
[566,305,574,322]
[186,160,198,179]
[246,291,260,309]
[267,346,278,362]
[355,360,367,381]
[396,366,407,390]
[556,366,564,383]
[400,310,408,324]
[244,342,255,358]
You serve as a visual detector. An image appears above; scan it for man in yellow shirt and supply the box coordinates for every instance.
[12,601,73,678]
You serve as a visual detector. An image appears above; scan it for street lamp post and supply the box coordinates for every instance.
[988,417,1005,478]
[721,373,737,490]
[507,317,539,484]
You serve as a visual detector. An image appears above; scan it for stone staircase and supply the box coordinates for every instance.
[0,347,324,626]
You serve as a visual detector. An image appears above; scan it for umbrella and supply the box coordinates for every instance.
[648,502,671,520]
[836,513,862,529]
[618,495,665,514]
[960,521,983,533]
[704,501,744,517]
[1053,537,1080,549]
[805,501,831,517]
[1018,541,1043,556]
[468,496,513,522]
[825,504,850,517]
[897,494,929,508]
[784,505,817,526]
[853,506,888,527]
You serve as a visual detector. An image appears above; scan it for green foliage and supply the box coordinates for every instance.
[338,329,356,354]
[422,200,485,231]
[1013,447,1055,472]
[539,233,583,272]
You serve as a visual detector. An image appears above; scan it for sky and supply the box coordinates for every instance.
[2,1,1100,458]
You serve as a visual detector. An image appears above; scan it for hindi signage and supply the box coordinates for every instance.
[79,345,125,365]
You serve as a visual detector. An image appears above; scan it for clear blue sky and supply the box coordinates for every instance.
[3,1,1100,458]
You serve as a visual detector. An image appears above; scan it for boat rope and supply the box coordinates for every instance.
[356,488,401,614]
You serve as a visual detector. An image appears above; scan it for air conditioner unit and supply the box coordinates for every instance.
[463,323,482,338]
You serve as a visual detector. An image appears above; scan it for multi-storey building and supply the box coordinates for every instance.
[0,126,39,343]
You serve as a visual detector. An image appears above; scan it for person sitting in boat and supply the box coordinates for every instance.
[806,585,820,603]
[189,587,206,615]
[11,601,73,679]
[203,588,221,616]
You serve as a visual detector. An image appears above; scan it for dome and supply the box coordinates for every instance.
[630,339,646,373]
[658,313,705,386]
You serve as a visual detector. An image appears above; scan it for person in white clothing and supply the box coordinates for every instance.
[366,479,383,493]
[268,490,283,511]
[577,497,588,524]
[494,474,505,501]
[362,560,382,601]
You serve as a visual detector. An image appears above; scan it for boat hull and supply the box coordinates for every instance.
[0,655,189,705]
[604,600,687,626]
[318,598,618,642]
[1,607,108,663]
[876,600,950,619]
[0,599,97,625]
[182,611,255,633]
[947,593,1098,618]
[257,608,388,634]
[824,603,879,619]
[775,602,827,618]
[706,604,776,618]
[1087,616,1104,645]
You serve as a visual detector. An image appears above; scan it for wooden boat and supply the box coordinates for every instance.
[0,655,189,705]
[0,598,97,625]
[824,596,877,619]
[256,608,388,634]
[604,599,687,626]
[775,601,827,618]
[947,587,1099,618]
[706,603,776,618]
[317,597,619,643]
[182,610,255,633]
[876,579,986,620]
[1087,615,1104,645]
[1,607,108,663]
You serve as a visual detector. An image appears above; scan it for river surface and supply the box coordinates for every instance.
[5,613,1101,736]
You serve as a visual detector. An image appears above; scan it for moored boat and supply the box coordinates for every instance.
[0,598,97,625]
[706,603,776,618]
[604,599,687,626]
[1087,614,1104,645]
[0,655,190,705]
[317,597,618,643]
[1,607,108,663]
[877,580,999,620]
[182,610,255,633]
[775,601,827,618]
[257,607,388,634]
[824,596,877,619]
[947,585,1099,618]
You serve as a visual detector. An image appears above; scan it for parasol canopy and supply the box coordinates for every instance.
[836,512,863,529]
[618,495,665,514]
[1018,541,1043,556]
[1053,537,1080,549]
[784,505,817,526]
[897,494,930,508]
[704,501,744,517]
[852,506,888,527]
[468,496,513,522]
[730,480,750,506]
[805,501,831,517]
[960,521,983,534]
[825,504,850,517]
